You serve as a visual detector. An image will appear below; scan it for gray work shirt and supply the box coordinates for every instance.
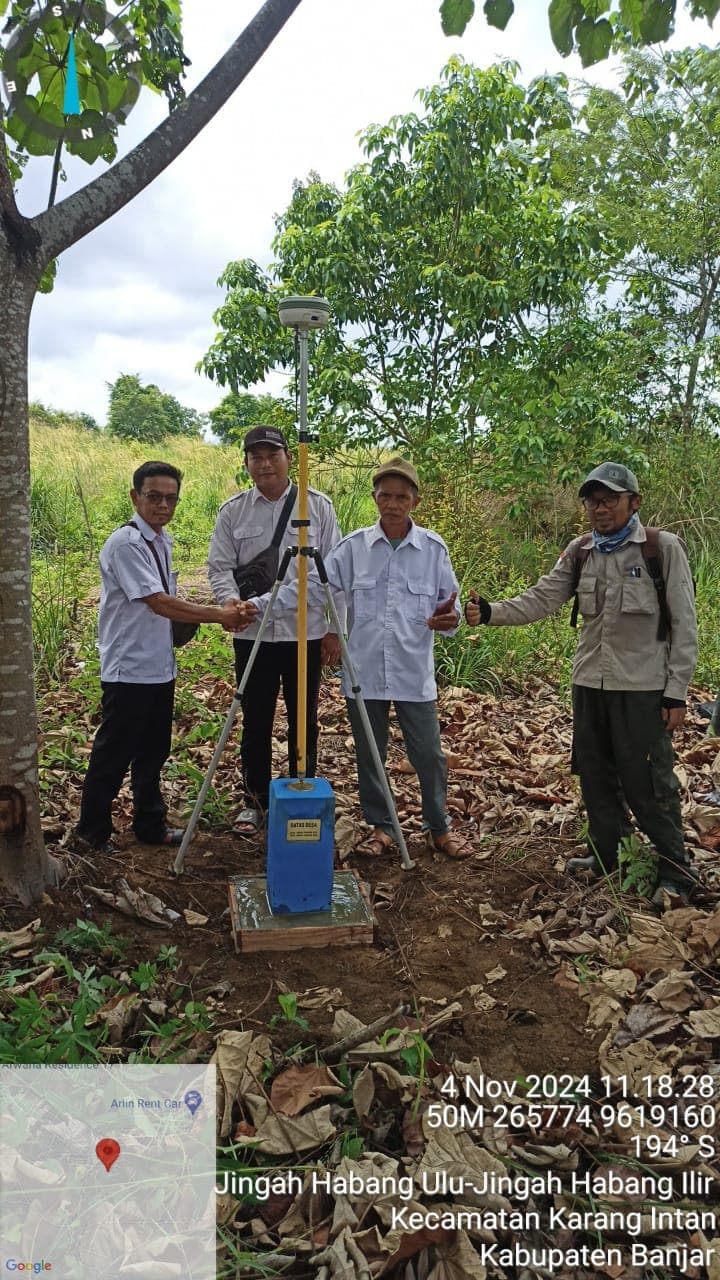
[97,513,176,683]
[207,483,344,641]
[489,523,697,701]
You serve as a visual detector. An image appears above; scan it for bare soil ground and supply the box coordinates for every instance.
[15,674,719,1076]
[6,678,720,1278]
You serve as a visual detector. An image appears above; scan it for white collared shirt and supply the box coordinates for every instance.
[207,482,344,641]
[256,520,459,701]
[97,513,176,683]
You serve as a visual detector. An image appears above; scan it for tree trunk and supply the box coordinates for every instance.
[0,0,304,902]
[0,219,61,903]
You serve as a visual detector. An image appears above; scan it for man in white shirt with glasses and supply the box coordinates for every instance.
[72,461,242,856]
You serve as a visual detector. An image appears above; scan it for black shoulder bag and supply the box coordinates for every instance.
[127,521,198,648]
[232,484,298,600]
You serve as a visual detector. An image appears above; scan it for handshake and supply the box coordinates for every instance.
[464,591,492,626]
[219,599,260,632]
[217,596,258,632]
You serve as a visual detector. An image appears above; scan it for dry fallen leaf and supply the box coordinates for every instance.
[688,1006,720,1039]
[613,1002,682,1047]
[183,908,208,927]
[248,1105,336,1155]
[0,920,41,952]
[270,1063,344,1116]
[484,964,507,984]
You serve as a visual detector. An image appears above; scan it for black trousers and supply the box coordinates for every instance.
[76,680,174,845]
[572,685,691,886]
[233,639,322,810]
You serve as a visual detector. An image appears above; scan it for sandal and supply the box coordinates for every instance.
[137,828,184,847]
[353,828,395,857]
[427,830,475,860]
[160,828,185,847]
[232,808,263,838]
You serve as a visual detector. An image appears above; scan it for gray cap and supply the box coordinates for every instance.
[579,462,640,497]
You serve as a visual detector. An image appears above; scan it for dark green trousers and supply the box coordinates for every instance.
[572,686,692,887]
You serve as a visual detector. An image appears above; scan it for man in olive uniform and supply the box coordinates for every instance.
[466,462,698,905]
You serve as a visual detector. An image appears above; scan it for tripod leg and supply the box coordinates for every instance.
[173,561,293,874]
[708,692,720,737]
[173,695,243,873]
[317,568,415,871]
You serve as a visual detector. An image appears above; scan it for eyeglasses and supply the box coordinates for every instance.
[582,492,629,511]
[140,491,180,506]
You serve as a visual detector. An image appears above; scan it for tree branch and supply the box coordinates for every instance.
[47,135,65,210]
[32,0,304,263]
[0,107,22,226]
[681,254,720,432]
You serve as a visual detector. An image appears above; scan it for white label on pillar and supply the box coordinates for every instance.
[286,819,321,842]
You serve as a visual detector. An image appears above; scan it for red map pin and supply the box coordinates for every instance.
[96,1138,121,1172]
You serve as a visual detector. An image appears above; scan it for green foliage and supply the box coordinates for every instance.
[552,46,720,443]
[51,918,129,961]
[339,1130,366,1161]
[484,0,515,31]
[0,988,107,1062]
[208,391,295,446]
[156,943,179,970]
[130,960,161,992]
[270,993,311,1032]
[202,59,595,471]
[618,832,657,897]
[32,548,85,684]
[27,421,379,569]
[441,0,476,36]
[107,372,204,443]
[29,400,98,431]
[1,0,188,176]
[444,0,720,66]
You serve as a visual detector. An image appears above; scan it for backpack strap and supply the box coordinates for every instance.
[568,534,593,629]
[640,527,669,642]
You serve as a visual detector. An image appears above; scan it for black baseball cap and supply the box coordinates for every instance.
[578,462,640,497]
[243,426,288,452]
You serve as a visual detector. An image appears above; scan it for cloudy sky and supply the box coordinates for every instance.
[6,0,707,425]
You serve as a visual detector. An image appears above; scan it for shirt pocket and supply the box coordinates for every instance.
[233,524,266,556]
[621,575,657,615]
[287,522,318,548]
[353,577,377,621]
[576,574,599,618]
[407,578,433,623]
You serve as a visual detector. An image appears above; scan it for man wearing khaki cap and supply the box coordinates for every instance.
[466,461,699,904]
[240,456,473,859]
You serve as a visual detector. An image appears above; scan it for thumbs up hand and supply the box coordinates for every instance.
[464,590,492,626]
[427,591,459,632]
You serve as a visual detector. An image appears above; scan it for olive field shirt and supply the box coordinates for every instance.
[488,524,697,701]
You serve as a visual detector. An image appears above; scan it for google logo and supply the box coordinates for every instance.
[5,1265,52,1274]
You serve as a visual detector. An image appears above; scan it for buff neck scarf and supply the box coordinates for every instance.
[591,511,639,554]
